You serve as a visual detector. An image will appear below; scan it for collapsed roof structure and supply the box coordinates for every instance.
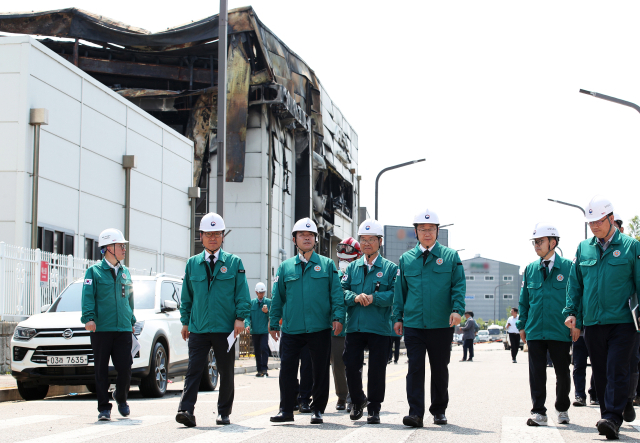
[0,7,360,258]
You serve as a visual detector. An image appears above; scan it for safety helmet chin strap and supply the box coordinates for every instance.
[414,226,439,247]
[104,244,122,269]
[293,232,317,255]
[541,238,557,261]
[364,237,383,262]
[202,231,224,256]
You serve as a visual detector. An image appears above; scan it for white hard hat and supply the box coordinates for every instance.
[98,228,128,247]
[291,217,318,236]
[358,219,384,237]
[200,212,226,232]
[255,282,266,293]
[531,222,560,240]
[614,212,623,222]
[413,209,440,226]
[585,195,614,222]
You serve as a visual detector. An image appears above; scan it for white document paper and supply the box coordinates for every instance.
[131,333,141,358]
[227,331,236,353]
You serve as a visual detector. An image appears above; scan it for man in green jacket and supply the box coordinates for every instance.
[393,209,465,428]
[341,219,397,424]
[517,223,573,427]
[176,213,251,428]
[245,282,271,377]
[564,195,640,440]
[269,218,345,424]
[81,228,136,421]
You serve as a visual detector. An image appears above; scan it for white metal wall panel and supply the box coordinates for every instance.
[79,149,125,205]
[28,77,81,145]
[128,250,156,274]
[226,178,262,203]
[37,178,79,231]
[130,170,162,217]
[224,228,261,253]
[127,109,163,146]
[126,129,162,181]
[81,106,126,163]
[129,209,161,252]
[0,43,22,73]
[161,219,190,258]
[245,127,262,153]
[0,122,20,171]
[243,152,262,177]
[163,129,192,162]
[38,130,80,189]
[162,149,191,191]
[161,184,189,227]
[0,173,18,221]
[82,81,126,126]
[164,256,187,277]
[223,203,262,228]
[29,46,82,102]
[238,252,260,280]
[0,73,20,123]
[78,192,124,238]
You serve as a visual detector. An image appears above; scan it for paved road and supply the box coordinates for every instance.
[3,343,640,442]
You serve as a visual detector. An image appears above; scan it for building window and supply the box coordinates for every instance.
[484,294,493,299]
[503,275,513,281]
[37,227,74,255]
[503,294,513,300]
[85,237,102,261]
[466,276,475,281]
[484,275,494,281]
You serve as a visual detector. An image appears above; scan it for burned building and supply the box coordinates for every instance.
[0,6,360,293]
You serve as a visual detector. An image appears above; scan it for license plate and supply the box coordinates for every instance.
[46,355,88,366]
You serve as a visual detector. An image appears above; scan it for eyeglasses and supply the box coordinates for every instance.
[417,228,437,234]
[202,231,224,238]
[531,239,546,246]
[588,215,609,227]
[359,238,380,245]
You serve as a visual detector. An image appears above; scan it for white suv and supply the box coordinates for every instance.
[11,274,218,400]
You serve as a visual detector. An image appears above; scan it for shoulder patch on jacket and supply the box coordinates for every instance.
[334,270,338,273]
[457,262,462,265]
[84,279,92,285]
[238,269,245,273]
[274,276,279,283]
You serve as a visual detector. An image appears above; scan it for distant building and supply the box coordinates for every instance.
[462,255,522,322]
[383,226,448,266]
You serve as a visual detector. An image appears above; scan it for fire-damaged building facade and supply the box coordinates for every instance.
[0,6,360,293]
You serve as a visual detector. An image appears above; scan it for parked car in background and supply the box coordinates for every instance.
[476,330,490,343]
[10,274,218,400]
[503,335,525,351]
[487,325,503,342]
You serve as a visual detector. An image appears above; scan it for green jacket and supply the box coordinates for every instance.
[516,255,572,342]
[245,297,271,334]
[341,255,397,335]
[81,259,136,332]
[180,250,251,334]
[564,230,640,327]
[335,269,347,337]
[393,242,466,329]
[270,252,345,334]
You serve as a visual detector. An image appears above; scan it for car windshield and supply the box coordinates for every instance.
[488,329,501,335]
[479,331,488,335]
[49,280,157,312]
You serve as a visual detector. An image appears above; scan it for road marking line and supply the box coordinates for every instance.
[176,415,272,442]
[0,415,69,430]
[501,416,565,443]
[16,415,172,443]
[334,419,418,443]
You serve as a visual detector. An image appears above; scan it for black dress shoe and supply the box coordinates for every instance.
[350,400,367,421]
[572,396,587,407]
[255,372,264,377]
[298,401,311,413]
[216,415,230,425]
[310,411,323,424]
[336,400,346,411]
[623,400,636,422]
[346,402,353,413]
[402,415,423,428]
[270,411,294,422]
[433,413,448,425]
[596,419,620,440]
[176,411,196,427]
[367,411,380,424]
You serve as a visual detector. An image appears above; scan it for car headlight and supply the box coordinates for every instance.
[13,327,37,341]
[133,321,145,336]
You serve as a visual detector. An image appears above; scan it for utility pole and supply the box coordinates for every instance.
[374,159,425,220]
[216,0,228,217]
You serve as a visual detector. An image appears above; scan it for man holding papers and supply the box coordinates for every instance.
[175,213,251,428]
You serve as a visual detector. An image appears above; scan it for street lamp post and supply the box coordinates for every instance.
[548,199,587,239]
[579,89,640,114]
[374,159,425,220]
[494,282,511,323]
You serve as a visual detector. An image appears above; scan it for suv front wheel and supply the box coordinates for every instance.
[17,382,49,401]
[199,347,219,391]
[139,341,168,397]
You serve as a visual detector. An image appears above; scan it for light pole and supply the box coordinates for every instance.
[374,159,425,220]
[494,282,511,323]
[548,199,587,239]
[579,89,640,114]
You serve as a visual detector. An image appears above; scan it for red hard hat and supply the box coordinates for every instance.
[336,237,362,260]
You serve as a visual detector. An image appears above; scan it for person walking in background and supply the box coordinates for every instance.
[389,327,402,364]
[459,312,476,362]
[245,282,271,377]
[505,308,520,363]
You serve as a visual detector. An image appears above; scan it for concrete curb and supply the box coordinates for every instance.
[234,361,280,374]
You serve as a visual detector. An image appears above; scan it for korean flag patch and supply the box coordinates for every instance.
[341,274,348,282]
[397,269,401,276]
[84,279,92,285]
[273,276,279,283]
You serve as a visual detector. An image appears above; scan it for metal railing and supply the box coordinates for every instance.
[0,242,153,321]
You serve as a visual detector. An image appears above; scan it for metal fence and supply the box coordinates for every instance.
[0,242,153,321]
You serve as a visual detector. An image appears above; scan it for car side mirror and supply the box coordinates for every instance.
[161,300,178,312]
[40,304,51,313]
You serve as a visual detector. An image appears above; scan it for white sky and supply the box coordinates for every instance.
[5,1,640,271]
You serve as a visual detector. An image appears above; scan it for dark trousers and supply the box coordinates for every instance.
[90,331,132,412]
[462,338,474,361]
[526,340,571,415]
[388,336,401,362]
[343,332,390,413]
[279,330,331,413]
[178,332,235,415]
[331,336,349,401]
[404,326,453,417]
[252,333,269,373]
[298,345,313,402]
[509,333,520,360]
[572,336,596,400]
[629,334,640,400]
[585,323,637,424]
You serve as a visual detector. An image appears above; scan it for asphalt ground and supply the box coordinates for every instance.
[2,342,640,442]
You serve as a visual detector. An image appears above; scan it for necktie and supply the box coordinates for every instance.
[301,261,307,272]
[423,249,430,264]
[543,260,550,279]
[364,265,368,276]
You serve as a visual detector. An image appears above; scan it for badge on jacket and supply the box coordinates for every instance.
[84,279,92,285]
[613,250,621,257]
[314,265,321,272]
[436,258,443,265]
[342,274,348,282]
[376,272,383,278]
[220,266,228,273]
[557,274,564,282]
